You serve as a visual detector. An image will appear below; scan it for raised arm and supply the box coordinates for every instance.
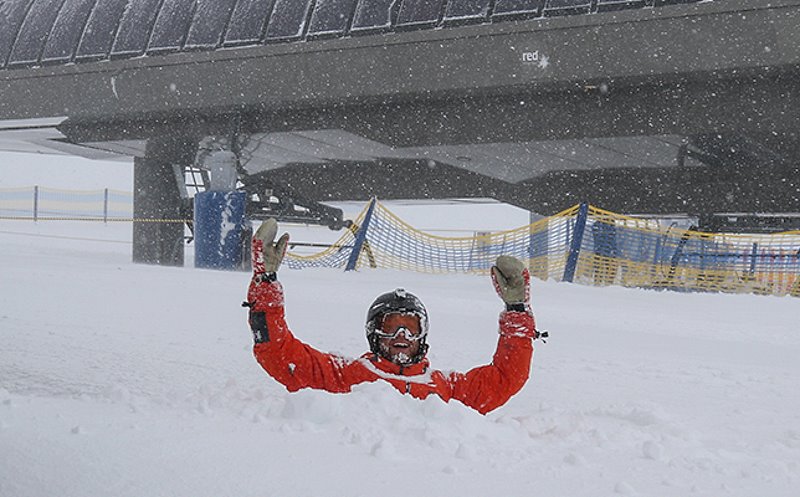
[245,219,359,393]
[449,256,538,414]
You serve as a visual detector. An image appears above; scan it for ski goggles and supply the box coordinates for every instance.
[372,325,426,342]
[375,312,428,341]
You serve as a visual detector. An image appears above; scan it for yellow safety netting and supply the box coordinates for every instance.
[579,205,800,297]
[3,187,797,297]
[284,200,800,298]
[0,186,133,220]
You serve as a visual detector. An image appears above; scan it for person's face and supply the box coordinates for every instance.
[376,313,423,365]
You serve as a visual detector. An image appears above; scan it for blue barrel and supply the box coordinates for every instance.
[194,191,247,270]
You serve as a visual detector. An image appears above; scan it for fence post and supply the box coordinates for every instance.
[33,185,39,222]
[748,242,758,275]
[345,197,377,271]
[563,202,589,283]
[103,188,109,223]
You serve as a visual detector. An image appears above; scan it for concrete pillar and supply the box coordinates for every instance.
[132,135,197,266]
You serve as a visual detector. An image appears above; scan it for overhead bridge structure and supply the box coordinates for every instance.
[1,0,799,265]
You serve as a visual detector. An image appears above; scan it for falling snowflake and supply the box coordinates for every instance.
[538,56,550,69]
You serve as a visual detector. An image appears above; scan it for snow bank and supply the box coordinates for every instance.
[2,218,799,497]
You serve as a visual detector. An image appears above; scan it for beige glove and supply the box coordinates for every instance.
[252,218,289,274]
[491,255,530,307]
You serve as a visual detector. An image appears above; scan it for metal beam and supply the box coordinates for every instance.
[54,69,800,148]
[1,0,798,123]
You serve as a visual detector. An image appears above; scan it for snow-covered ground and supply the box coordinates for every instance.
[2,154,800,496]
[2,218,799,497]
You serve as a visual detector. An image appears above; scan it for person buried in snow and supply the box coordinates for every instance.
[243,219,543,415]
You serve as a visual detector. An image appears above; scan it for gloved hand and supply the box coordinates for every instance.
[491,255,531,312]
[252,218,289,275]
[245,218,289,343]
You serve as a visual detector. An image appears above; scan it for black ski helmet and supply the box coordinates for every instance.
[365,288,429,363]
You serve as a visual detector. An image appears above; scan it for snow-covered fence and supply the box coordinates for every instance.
[572,205,800,297]
[284,199,800,298]
[3,187,798,297]
[0,186,133,222]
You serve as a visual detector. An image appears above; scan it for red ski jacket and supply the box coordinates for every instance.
[249,281,536,414]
